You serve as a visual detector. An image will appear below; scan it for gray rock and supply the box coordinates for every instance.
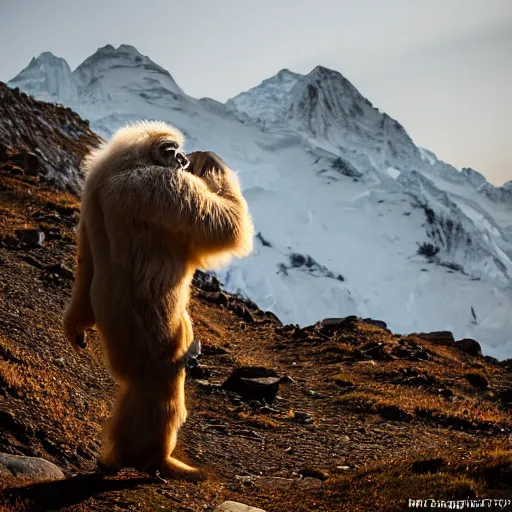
[15,229,45,247]
[292,411,314,424]
[222,366,280,402]
[0,453,64,481]
[215,502,266,512]
[414,331,455,346]
[454,338,482,357]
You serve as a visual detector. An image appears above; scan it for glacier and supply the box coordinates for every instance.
[8,44,512,358]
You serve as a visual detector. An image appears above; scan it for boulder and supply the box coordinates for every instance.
[318,316,358,334]
[361,318,388,330]
[414,331,455,346]
[0,453,64,481]
[222,367,280,402]
[454,338,482,357]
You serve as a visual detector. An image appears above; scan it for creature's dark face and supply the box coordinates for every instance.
[152,139,189,170]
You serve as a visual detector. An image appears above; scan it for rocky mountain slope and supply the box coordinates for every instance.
[0,80,512,511]
[8,45,512,358]
[0,83,100,192]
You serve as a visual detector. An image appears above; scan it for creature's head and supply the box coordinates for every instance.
[83,121,190,176]
[149,137,189,170]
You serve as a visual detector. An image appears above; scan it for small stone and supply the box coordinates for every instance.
[0,453,64,481]
[439,388,454,398]
[292,411,314,424]
[215,501,266,512]
[187,365,211,379]
[299,467,329,481]
[222,367,280,403]
[16,229,45,247]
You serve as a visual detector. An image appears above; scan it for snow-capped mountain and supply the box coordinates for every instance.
[8,45,512,358]
[10,51,78,104]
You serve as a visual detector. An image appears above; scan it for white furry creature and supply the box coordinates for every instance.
[63,121,254,479]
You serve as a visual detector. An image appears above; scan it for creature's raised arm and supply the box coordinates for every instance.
[63,219,95,351]
[101,155,253,263]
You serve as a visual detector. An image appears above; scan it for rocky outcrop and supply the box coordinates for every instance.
[0,82,100,193]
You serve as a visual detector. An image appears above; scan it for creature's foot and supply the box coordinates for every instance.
[156,457,205,482]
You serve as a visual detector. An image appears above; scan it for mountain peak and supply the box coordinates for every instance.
[20,51,69,72]
[303,65,361,99]
[73,43,182,95]
[95,44,143,56]
[35,51,66,64]
[275,68,302,80]
[8,51,77,102]
[226,68,302,126]
[309,65,341,77]
[117,44,142,54]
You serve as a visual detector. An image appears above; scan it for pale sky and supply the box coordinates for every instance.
[1,0,511,185]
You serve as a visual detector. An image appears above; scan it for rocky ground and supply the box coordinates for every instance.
[0,83,511,512]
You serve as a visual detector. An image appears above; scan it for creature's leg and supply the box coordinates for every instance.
[152,370,204,481]
[99,370,203,481]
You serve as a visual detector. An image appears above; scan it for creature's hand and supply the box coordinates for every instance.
[75,331,87,349]
[186,151,227,178]
[63,309,92,351]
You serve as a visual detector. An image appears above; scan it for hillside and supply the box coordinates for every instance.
[0,82,512,511]
[8,45,512,359]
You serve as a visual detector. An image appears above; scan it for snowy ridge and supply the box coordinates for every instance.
[8,45,512,358]
[10,52,78,103]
